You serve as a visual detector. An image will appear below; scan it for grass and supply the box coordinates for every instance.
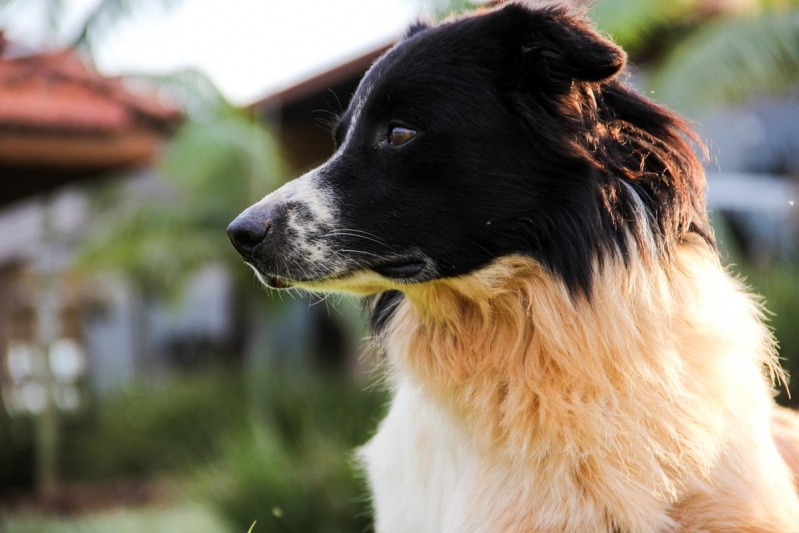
[0,503,232,533]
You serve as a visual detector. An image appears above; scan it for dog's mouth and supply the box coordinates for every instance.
[371,259,426,279]
[265,275,294,289]
[260,257,428,290]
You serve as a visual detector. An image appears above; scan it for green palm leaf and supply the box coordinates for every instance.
[77,102,285,293]
[124,68,228,117]
[589,0,697,50]
[0,0,185,50]
[75,63,285,293]
[651,10,799,114]
[70,0,185,52]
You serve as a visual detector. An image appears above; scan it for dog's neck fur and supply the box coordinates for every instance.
[377,237,782,530]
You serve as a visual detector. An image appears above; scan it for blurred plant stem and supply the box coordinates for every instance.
[35,197,59,502]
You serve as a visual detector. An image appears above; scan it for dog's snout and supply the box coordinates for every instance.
[227,214,272,257]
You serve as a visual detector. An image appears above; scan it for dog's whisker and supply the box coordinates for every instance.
[326,228,391,242]
[338,249,384,260]
[318,232,396,250]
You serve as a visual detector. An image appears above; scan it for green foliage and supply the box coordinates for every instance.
[0,0,186,50]
[202,371,387,533]
[744,265,799,405]
[713,214,799,405]
[588,0,799,113]
[590,0,696,51]
[428,0,799,114]
[76,77,285,294]
[69,0,186,52]
[652,11,799,113]
[126,69,230,119]
[0,406,34,492]
[425,0,481,17]
[159,106,282,212]
[60,371,249,480]
[7,368,387,531]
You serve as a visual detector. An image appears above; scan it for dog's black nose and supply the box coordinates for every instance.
[227,214,270,257]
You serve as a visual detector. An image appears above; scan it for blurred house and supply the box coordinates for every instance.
[0,35,181,407]
[0,38,392,405]
[699,98,799,264]
[0,35,179,205]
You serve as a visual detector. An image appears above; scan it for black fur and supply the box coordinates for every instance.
[404,19,430,39]
[369,290,404,333]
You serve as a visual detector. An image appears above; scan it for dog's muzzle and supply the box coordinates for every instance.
[228,180,432,291]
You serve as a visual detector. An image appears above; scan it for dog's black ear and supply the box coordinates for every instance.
[487,3,625,90]
[405,19,431,39]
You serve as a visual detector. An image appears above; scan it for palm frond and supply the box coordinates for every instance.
[76,201,243,294]
[70,0,186,52]
[157,111,284,207]
[650,10,799,114]
[77,105,286,293]
[123,68,230,118]
[589,0,697,51]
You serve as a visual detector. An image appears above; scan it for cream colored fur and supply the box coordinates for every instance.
[356,236,799,532]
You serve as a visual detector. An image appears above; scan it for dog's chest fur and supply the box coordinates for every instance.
[359,383,482,533]
[358,252,799,533]
[359,381,671,533]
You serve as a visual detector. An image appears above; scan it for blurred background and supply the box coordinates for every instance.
[0,0,796,531]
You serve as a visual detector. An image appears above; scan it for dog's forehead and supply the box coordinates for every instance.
[336,44,419,140]
[347,46,407,115]
[346,30,475,119]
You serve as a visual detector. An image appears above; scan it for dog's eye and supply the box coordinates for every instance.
[388,126,416,146]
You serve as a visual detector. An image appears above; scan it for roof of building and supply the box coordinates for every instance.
[0,34,181,206]
[0,35,179,135]
[251,40,393,121]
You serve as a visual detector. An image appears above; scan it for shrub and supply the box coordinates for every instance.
[201,370,387,533]
[60,371,248,480]
[52,365,386,531]
[744,265,799,406]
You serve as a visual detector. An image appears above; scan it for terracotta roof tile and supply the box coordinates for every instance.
[0,46,180,135]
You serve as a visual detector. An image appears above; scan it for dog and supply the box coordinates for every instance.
[227,3,799,531]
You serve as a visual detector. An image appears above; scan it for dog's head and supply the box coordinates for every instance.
[228,3,711,297]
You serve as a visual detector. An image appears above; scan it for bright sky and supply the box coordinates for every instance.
[0,0,421,105]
